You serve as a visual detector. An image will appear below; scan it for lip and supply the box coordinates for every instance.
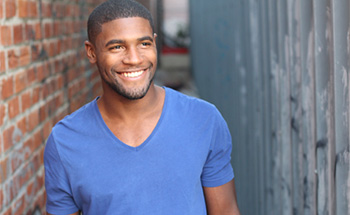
[116,67,150,80]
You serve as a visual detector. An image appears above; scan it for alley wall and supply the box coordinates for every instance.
[0,0,104,214]
[190,0,350,214]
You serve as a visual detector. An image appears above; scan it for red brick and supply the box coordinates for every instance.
[5,0,16,18]
[0,0,4,18]
[43,121,51,140]
[32,86,40,105]
[0,103,5,126]
[31,43,42,61]
[1,25,12,46]
[53,21,60,37]
[21,90,31,112]
[18,0,27,18]
[0,51,5,73]
[7,49,19,69]
[41,2,52,17]
[39,104,47,122]
[36,63,49,82]
[35,22,42,40]
[19,46,30,67]
[13,24,23,44]
[3,126,14,152]
[26,67,36,85]
[32,130,42,149]
[1,76,14,100]
[28,109,39,132]
[44,22,52,38]
[0,158,7,183]
[8,96,20,119]
[28,0,38,18]
[15,71,27,93]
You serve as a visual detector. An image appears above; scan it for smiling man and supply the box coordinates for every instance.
[44,0,240,214]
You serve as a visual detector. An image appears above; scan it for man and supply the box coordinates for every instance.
[44,0,241,214]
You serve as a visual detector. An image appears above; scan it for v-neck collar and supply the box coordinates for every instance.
[93,87,168,151]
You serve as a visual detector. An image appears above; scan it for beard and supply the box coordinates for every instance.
[99,64,155,100]
[106,74,154,100]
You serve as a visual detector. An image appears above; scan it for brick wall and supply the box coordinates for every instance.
[0,0,104,214]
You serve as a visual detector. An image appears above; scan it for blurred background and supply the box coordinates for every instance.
[0,0,349,214]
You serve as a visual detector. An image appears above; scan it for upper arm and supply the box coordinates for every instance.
[203,179,241,215]
[44,134,79,214]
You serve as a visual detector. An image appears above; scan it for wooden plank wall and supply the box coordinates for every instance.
[189,0,350,214]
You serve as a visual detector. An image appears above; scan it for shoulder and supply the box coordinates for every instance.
[165,87,219,116]
[50,98,98,137]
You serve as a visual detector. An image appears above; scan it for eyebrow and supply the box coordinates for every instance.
[105,39,124,48]
[104,36,154,48]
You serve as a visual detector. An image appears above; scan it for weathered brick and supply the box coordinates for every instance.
[19,46,30,67]
[0,0,108,213]
[1,25,12,46]
[43,121,51,140]
[8,96,20,119]
[16,116,26,137]
[36,63,49,82]
[13,24,23,44]
[26,67,36,85]
[3,126,14,153]
[0,0,4,18]
[0,103,5,126]
[7,49,19,69]
[15,70,27,93]
[28,0,38,18]
[0,51,5,73]
[0,157,7,183]
[43,22,53,39]
[21,90,31,112]
[1,76,14,100]
[18,0,27,18]
[28,109,39,132]
[32,86,40,105]
[25,23,41,40]
[5,0,16,18]
[41,2,52,17]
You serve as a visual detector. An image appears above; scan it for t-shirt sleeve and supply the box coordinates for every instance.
[201,109,234,187]
[44,133,79,215]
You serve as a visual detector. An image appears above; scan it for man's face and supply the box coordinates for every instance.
[88,17,157,100]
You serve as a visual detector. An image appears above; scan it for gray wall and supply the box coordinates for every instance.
[190,0,350,214]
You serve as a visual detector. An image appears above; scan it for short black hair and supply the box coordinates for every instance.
[87,0,155,44]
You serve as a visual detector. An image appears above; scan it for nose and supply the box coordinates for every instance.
[122,47,143,65]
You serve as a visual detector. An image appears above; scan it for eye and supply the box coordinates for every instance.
[141,42,152,47]
[109,45,123,51]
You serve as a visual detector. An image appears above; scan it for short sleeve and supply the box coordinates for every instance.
[201,110,234,187]
[44,133,79,215]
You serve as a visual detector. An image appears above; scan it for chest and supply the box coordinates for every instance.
[65,136,209,213]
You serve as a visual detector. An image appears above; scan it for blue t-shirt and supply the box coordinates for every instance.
[44,87,234,215]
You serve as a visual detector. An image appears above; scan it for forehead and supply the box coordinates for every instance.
[97,17,153,43]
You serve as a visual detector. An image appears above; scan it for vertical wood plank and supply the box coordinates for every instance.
[277,0,293,214]
[267,0,282,214]
[313,0,336,214]
[332,0,350,214]
[287,0,304,214]
[300,0,317,214]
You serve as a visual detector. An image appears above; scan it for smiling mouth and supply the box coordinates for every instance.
[119,68,148,78]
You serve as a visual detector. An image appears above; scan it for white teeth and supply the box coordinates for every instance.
[122,70,144,78]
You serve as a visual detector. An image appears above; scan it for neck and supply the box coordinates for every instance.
[97,84,164,121]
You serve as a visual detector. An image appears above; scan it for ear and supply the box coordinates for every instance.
[153,33,158,48]
[85,40,97,64]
